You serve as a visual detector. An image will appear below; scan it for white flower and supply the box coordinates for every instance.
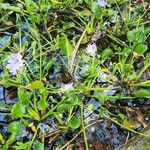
[6,53,24,75]
[86,43,97,56]
[97,0,108,7]
[60,83,74,90]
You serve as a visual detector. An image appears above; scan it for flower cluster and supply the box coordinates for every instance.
[86,43,97,56]
[6,53,24,75]
[60,83,74,90]
[97,0,108,7]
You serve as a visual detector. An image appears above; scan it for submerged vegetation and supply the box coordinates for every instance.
[0,0,150,149]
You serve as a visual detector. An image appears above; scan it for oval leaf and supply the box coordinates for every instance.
[68,116,80,129]
[135,89,150,98]
[26,80,44,90]
[11,102,25,118]
[8,121,22,136]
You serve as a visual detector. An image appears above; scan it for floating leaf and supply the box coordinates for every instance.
[11,102,25,118]
[26,81,44,90]
[68,116,80,129]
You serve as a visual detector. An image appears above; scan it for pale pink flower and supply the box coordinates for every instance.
[86,43,97,56]
[97,0,108,7]
[60,83,74,90]
[6,53,24,75]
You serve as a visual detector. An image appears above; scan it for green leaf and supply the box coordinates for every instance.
[29,26,40,41]
[8,121,22,136]
[122,48,132,56]
[18,88,31,106]
[59,34,73,58]
[13,141,31,149]
[135,89,150,98]
[145,26,150,35]
[86,21,94,34]
[127,30,135,42]
[27,107,40,121]
[68,116,80,129]
[43,58,55,72]
[122,64,132,73]
[57,101,73,112]
[11,102,25,118]
[26,80,44,90]
[0,3,22,13]
[31,41,37,57]
[0,133,4,144]
[63,22,75,30]
[134,43,148,55]
[57,94,79,112]
[38,99,48,110]
[101,48,113,60]
[25,0,39,14]
[118,113,127,120]
[33,140,44,150]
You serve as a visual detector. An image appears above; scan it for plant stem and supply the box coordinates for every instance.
[59,119,103,150]
[81,104,89,150]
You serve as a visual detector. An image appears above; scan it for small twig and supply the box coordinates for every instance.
[38,129,61,139]
[123,131,130,150]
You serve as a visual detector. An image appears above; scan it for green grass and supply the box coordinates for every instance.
[0,0,150,149]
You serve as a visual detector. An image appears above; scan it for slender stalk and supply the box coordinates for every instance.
[28,129,38,150]
[107,116,150,138]
[59,119,103,150]
[68,27,86,72]
[81,104,89,150]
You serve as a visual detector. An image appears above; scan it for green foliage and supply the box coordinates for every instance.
[33,140,44,150]
[59,34,73,58]
[11,102,25,118]
[13,141,31,150]
[0,3,22,13]
[135,89,150,98]
[134,43,148,55]
[0,0,149,149]
[26,80,44,90]
[18,88,31,106]
[8,121,22,136]
[101,48,113,61]
[68,116,81,129]
[27,107,40,121]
